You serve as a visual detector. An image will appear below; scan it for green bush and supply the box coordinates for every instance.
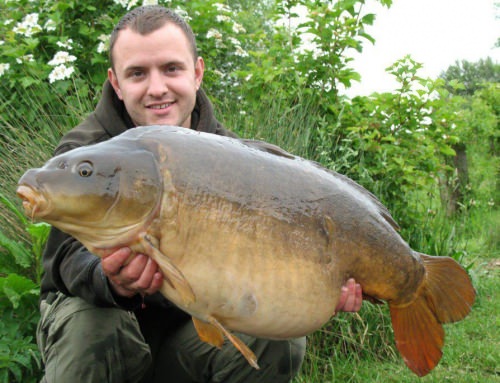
[0,194,49,383]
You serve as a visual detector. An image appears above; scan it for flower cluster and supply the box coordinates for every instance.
[113,0,156,10]
[97,34,110,54]
[0,63,10,77]
[12,13,42,37]
[48,51,77,83]
[205,3,248,57]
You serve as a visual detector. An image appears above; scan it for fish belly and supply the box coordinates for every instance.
[158,210,342,339]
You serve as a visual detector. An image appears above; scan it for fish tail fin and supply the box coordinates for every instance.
[389,254,475,377]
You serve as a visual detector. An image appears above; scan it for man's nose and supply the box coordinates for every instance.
[147,71,168,97]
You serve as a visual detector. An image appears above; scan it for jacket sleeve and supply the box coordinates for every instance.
[42,226,142,309]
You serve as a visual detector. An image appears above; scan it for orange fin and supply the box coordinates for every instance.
[200,316,260,370]
[390,253,476,377]
[420,254,476,323]
[390,296,444,376]
[192,317,224,348]
[140,235,196,306]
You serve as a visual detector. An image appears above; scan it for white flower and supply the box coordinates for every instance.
[44,19,57,31]
[142,0,157,5]
[428,90,440,101]
[216,15,231,23]
[228,37,239,46]
[24,13,39,26]
[113,0,129,7]
[96,34,110,53]
[420,116,432,125]
[234,46,248,57]
[113,0,139,9]
[232,22,246,34]
[48,51,77,66]
[127,0,140,9]
[57,39,74,50]
[0,40,4,46]
[207,28,223,40]
[0,63,10,77]
[16,54,35,64]
[97,42,107,54]
[48,64,75,83]
[420,108,432,115]
[13,13,42,37]
[213,3,231,13]
[174,8,191,22]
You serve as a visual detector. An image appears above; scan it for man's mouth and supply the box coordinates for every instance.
[148,102,173,110]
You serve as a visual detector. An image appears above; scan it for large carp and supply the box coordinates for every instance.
[17,125,475,376]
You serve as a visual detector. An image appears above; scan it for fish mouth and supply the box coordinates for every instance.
[16,185,49,220]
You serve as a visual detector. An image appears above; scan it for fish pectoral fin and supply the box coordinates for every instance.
[140,235,196,306]
[192,317,225,348]
[201,315,260,370]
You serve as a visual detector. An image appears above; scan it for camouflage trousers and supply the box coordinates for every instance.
[36,292,306,383]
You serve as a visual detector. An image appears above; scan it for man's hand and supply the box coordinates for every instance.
[335,278,362,313]
[101,247,163,297]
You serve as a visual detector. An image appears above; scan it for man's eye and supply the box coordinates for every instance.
[166,66,179,73]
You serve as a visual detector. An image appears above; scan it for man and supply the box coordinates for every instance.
[37,5,362,383]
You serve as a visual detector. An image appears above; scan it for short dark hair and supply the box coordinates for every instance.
[109,5,198,70]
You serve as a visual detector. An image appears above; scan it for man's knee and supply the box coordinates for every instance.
[38,294,151,383]
[255,337,307,378]
[211,335,307,383]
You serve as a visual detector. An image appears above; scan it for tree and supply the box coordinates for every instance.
[439,57,500,96]
[437,58,499,213]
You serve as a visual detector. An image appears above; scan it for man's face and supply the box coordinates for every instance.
[108,23,204,129]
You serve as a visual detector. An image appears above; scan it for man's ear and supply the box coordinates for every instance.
[194,57,205,90]
[108,68,123,100]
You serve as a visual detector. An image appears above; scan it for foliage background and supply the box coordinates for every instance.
[0,0,498,382]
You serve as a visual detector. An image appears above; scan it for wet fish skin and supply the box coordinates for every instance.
[17,125,475,376]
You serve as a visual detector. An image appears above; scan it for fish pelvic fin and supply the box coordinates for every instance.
[389,254,476,377]
[139,234,196,306]
[192,317,225,348]
[194,316,260,370]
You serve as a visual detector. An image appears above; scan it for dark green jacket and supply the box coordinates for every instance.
[40,81,236,313]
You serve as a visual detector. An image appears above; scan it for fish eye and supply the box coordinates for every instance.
[77,161,93,177]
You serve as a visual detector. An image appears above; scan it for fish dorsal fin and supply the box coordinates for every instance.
[240,139,296,159]
[139,234,196,306]
[193,315,260,370]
